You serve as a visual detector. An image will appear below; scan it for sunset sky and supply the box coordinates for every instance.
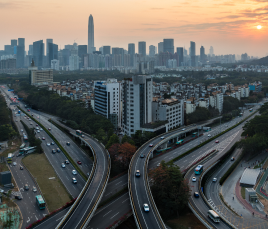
[1,0,268,57]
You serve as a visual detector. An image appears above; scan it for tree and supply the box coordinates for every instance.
[149,161,190,219]
[96,128,107,143]
[223,96,244,114]
[105,134,120,149]
[117,142,136,169]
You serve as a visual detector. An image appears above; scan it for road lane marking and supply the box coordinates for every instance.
[103,210,112,217]
[110,212,119,219]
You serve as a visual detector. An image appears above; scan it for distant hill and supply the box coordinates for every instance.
[250,56,268,65]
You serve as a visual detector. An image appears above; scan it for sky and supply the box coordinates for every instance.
[1,0,268,57]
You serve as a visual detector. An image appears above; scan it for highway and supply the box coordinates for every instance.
[129,107,257,229]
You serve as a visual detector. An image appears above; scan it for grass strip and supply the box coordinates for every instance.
[241,187,246,199]
[22,153,72,212]
[169,110,258,165]
[18,107,87,180]
[97,186,128,210]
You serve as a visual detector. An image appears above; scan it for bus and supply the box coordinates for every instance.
[176,139,184,145]
[36,195,46,209]
[76,130,82,136]
[7,153,13,164]
[23,134,28,142]
[195,165,203,175]
[20,143,26,149]
[20,146,36,155]
[208,210,220,223]
[192,132,198,138]
[249,108,253,112]
[239,113,243,117]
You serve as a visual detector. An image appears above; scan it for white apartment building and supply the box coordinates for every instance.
[216,92,223,113]
[152,98,184,132]
[94,78,121,129]
[186,103,196,114]
[122,75,153,136]
[69,55,79,71]
[199,98,210,109]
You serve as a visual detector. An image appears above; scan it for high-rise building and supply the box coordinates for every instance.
[17,38,25,68]
[29,59,53,85]
[128,43,135,67]
[48,43,58,65]
[33,40,44,68]
[138,41,146,57]
[88,14,94,53]
[200,46,205,64]
[28,45,33,55]
[69,55,79,70]
[46,39,53,56]
[163,39,174,54]
[209,46,214,56]
[94,79,121,128]
[11,39,17,48]
[122,75,153,136]
[158,42,163,53]
[149,45,156,57]
[78,45,87,68]
[103,46,111,55]
[190,41,196,67]
[177,47,184,66]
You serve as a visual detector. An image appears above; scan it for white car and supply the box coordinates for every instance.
[213,178,217,182]
[46,143,50,146]
[182,128,185,131]
[72,178,77,184]
[13,162,17,166]
[37,130,40,133]
[143,203,149,212]
[72,170,77,175]
[61,163,66,168]
[160,136,165,139]
[21,129,23,132]
[40,128,43,131]
[157,163,160,167]
[192,177,196,182]
[208,134,211,137]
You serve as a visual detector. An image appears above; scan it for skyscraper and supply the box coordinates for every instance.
[138,41,146,57]
[33,40,44,68]
[163,39,174,54]
[128,43,135,67]
[177,47,184,66]
[103,46,111,55]
[46,39,53,56]
[78,45,87,68]
[158,42,163,53]
[190,41,196,67]
[17,38,25,68]
[149,45,156,57]
[88,15,94,54]
[200,46,205,64]
[209,46,214,56]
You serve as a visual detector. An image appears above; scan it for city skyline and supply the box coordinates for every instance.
[0,0,267,57]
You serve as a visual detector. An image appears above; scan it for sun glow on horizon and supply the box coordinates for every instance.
[257,25,262,29]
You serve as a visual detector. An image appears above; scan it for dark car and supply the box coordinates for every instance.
[15,195,23,200]
[77,161,82,165]
[65,160,70,164]
[194,192,199,198]
[140,154,145,158]
[52,149,56,154]
[20,166,23,170]
[66,142,70,146]
[56,148,60,153]
[231,157,235,161]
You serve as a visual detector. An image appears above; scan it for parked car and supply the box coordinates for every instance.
[15,195,23,200]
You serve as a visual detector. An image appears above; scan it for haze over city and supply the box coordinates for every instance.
[1,0,268,57]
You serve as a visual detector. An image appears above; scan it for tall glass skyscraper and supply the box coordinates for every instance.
[33,40,44,68]
[17,38,25,68]
[128,43,135,67]
[190,41,196,67]
[177,47,184,66]
[138,41,146,57]
[163,39,174,54]
[88,15,94,53]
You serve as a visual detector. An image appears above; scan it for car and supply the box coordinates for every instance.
[66,142,70,146]
[157,163,160,167]
[51,142,55,145]
[194,192,199,198]
[42,137,45,140]
[52,149,56,154]
[192,177,196,182]
[215,140,219,143]
[143,203,149,212]
[46,143,50,146]
[36,127,39,130]
[12,162,17,166]
[32,186,37,192]
[20,166,23,170]
[65,160,69,164]
[160,136,165,139]
[208,134,211,137]
[72,170,77,175]
[149,144,153,147]
[135,170,141,177]
[30,123,32,125]
[21,129,23,132]
[61,163,66,168]
[37,130,40,133]
[140,154,145,158]
[24,184,29,190]
[81,135,85,138]
[182,128,186,131]
[36,124,38,126]
[77,161,82,165]
[231,157,235,161]
[15,195,23,200]
[38,137,41,139]
[72,178,77,184]
[40,128,43,131]
[56,148,60,153]
[48,128,51,130]
[213,178,217,182]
